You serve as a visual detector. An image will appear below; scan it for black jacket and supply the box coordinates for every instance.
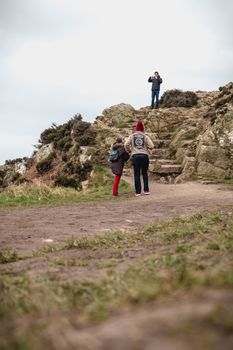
[148,75,163,90]
[110,142,129,175]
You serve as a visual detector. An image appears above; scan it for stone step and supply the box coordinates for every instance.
[153,164,182,174]
[148,163,156,172]
[156,159,179,165]
[156,132,174,139]
[149,158,157,164]
[153,139,171,148]
[180,139,194,147]
[152,149,169,158]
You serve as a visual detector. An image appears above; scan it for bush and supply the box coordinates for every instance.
[36,153,55,174]
[55,159,93,189]
[72,121,97,146]
[54,174,80,189]
[39,115,96,150]
[160,89,198,108]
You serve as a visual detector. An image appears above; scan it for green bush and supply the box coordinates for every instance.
[39,115,96,151]
[36,153,55,174]
[55,159,93,189]
[160,89,198,108]
[72,121,97,146]
[54,174,80,188]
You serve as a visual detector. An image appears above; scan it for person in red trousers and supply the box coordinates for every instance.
[110,138,129,196]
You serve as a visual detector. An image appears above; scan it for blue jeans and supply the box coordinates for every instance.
[151,90,160,109]
[132,154,149,194]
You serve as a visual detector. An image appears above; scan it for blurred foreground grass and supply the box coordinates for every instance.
[0,207,233,349]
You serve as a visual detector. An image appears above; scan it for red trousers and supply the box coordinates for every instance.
[112,174,121,196]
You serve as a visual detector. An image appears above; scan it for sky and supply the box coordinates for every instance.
[0,0,233,165]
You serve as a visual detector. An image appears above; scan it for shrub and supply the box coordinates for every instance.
[56,135,72,151]
[72,121,97,146]
[54,174,80,188]
[160,89,198,108]
[0,250,19,264]
[55,159,93,189]
[36,153,55,174]
[39,116,96,150]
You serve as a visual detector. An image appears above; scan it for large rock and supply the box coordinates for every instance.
[0,164,19,187]
[170,127,198,150]
[195,104,233,179]
[197,162,229,179]
[196,145,230,169]
[146,108,186,133]
[175,157,196,183]
[79,146,92,165]
[34,143,54,163]
[96,103,136,128]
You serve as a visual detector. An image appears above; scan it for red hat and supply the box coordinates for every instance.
[136,121,144,132]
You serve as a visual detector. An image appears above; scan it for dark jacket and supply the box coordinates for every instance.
[110,142,129,175]
[148,76,163,90]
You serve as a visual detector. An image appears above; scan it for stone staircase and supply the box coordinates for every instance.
[123,110,183,183]
[148,131,182,183]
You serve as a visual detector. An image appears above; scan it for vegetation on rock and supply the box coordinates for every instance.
[160,89,198,108]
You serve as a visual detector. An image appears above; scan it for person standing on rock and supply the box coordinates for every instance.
[124,121,154,196]
[109,138,129,196]
[148,71,163,109]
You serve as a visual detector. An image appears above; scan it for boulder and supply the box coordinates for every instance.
[34,143,54,163]
[96,103,136,128]
[175,157,196,183]
[196,145,230,169]
[0,164,19,187]
[79,146,92,165]
[195,104,233,179]
[197,161,229,179]
[15,162,27,174]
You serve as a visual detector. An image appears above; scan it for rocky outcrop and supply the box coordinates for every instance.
[1,83,232,188]
[96,103,136,128]
[195,83,233,180]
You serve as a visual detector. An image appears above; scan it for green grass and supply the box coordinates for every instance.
[50,257,88,267]
[0,166,132,208]
[1,207,233,349]
[64,230,129,250]
[0,250,19,264]
[97,258,121,269]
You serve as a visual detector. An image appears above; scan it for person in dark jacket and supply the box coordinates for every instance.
[110,138,129,196]
[148,71,163,109]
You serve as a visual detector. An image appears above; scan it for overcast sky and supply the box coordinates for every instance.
[0,0,232,165]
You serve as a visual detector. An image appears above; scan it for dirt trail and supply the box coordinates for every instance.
[1,180,233,350]
[0,180,232,254]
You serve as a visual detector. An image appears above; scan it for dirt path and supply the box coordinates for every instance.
[1,180,233,350]
[0,180,232,254]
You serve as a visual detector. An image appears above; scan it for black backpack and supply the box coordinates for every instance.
[108,149,119,162]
